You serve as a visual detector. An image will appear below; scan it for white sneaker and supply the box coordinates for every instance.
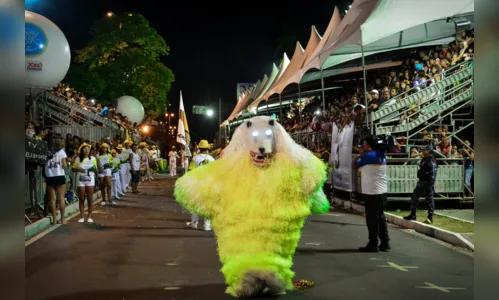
[87,218,94,223]
[78,218,85,223]
[204,227,212,231]
[113,196,120,201]
[111,201,117,205]
[186,222,197,229]
[119,192,126,197]
[101,202,107,206]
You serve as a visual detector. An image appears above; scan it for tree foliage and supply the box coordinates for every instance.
[67,13,175,119]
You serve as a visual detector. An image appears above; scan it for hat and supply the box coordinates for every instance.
[171,146,176,150]
[78,142,91,153]
[198,140,210,149]
[100,143,110,148]
[115,144,123,150]
[415,63,423,70]
[139,142,147,148]
[370,89,379,94]
[124,140,133,145]
[151,145,157,149]
[111,149,117,155]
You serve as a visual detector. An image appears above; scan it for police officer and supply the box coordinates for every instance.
[404,145,438,224]
[353,135,390,252]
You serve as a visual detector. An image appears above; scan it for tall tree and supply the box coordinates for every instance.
[69,13,175,119]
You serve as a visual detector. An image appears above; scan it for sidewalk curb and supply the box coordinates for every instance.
[434,212,474,224]
[25,194,102,241]
[332,198,474,252]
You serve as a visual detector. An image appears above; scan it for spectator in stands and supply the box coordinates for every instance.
[461,140,474,196]
[45,136,68,224]
[437,136,451,158]
[99,104,113,117]
[26,121,36,138]
[72,143,98,223]
[368,90,383,112]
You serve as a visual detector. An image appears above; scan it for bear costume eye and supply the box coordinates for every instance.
[252,131,259,137]
[246,121,252,128]
[269,120,275,126]
[265,129,272,136]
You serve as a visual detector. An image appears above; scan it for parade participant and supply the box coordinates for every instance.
[115,144,126,197]
[352,135,390,252]
[129,143,141,194]
[404,145,438,224]
[139,142,153,182]
[174,116,329,297]
[168,146,179,176]
[150,145,160,175]
[110,149,122,200]
[44,136,67,224]
[96,143,115,205]
[180,145,189,175]
[72,143,98,223]
[120,140,133,192]
[185,140,214,231]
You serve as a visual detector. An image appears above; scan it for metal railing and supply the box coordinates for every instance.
[24,165,80,224]
[52,125,126,143]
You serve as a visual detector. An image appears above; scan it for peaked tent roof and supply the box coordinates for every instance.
[286,6,342,86]
[262,42,305,100]
[249,54,290,109]
[265,25,322,97]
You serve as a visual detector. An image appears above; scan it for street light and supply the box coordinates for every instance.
[106,12,114,18]
[206,109,214,117]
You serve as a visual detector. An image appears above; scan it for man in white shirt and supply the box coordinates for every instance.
[186,140,214,231]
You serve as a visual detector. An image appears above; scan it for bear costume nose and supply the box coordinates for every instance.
[258,148,265,154]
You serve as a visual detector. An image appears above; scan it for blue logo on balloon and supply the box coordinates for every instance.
[25,23,47,56]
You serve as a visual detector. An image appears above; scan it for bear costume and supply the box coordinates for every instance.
[174,116,329,297]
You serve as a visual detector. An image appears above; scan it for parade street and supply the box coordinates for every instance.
[25,176,474,300]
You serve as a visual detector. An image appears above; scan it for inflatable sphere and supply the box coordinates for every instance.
[115,96,145,124]
[25,11,71,91]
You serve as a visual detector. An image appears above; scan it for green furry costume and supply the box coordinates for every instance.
[174,118,329,297]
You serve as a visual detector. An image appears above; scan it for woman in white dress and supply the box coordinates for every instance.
[72,143,98,223]
[168,146,179,176]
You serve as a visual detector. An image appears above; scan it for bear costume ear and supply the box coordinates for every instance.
[246,121,252,128]
[269,119,275,126]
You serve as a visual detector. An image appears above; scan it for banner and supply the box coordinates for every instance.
[192,105,209,115]
[331,122,355,192]
[25,137,51,165]
[177,91,192,157]
[236,83,255,101]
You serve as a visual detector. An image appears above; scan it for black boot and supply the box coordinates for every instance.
[379,241,391,252]
[403,212,416,221]
[424,214,433,224]
[359,243,379,253]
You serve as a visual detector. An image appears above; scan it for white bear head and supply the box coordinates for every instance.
[222,116,310,167]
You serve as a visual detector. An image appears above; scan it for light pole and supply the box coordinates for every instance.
[206,98,222,147]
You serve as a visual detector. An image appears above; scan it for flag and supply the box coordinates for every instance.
[177,91,192,157]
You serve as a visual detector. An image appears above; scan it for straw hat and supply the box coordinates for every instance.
[100,143,110,149]
[198,140,210,149]
[111,149,117,155]
[115,144,123,150]
[78,142,91,153]
[139,142,147,148]
[124,140,133,145]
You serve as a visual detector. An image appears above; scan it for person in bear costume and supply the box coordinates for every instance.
[174,116,329,297]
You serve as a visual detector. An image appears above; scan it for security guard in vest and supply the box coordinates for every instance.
[404,145,438,224]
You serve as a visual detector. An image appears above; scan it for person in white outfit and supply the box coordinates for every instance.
[186,140,214,231]
[72,143,97,223]
[115,144,126,197]
[110,149,122,200]
[181,146,190,175]
[120,141,133,192]
[168,146,179,176]
[96,143,115,205]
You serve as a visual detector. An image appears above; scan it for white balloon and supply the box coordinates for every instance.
[25,11,71,91]
[115,96,145,124]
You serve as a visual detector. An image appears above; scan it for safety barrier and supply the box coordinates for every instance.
[52,125,125,143]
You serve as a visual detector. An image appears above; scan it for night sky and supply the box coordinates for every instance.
[26,0,349,140]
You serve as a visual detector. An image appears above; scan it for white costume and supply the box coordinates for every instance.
[120,147,132,191]
[187,152,215,231]
[168,150,178,176]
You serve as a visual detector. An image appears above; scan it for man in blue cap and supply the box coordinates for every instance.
[404,145,438,224]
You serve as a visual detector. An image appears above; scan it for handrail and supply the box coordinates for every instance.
[370,60,473,122]
[375,78,472,127]
[41,92,119,129]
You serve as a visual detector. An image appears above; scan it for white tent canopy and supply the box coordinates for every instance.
[265,26,322,98]
[262,42,305,101]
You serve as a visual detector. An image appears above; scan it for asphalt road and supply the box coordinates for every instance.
[25,176,474,300]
